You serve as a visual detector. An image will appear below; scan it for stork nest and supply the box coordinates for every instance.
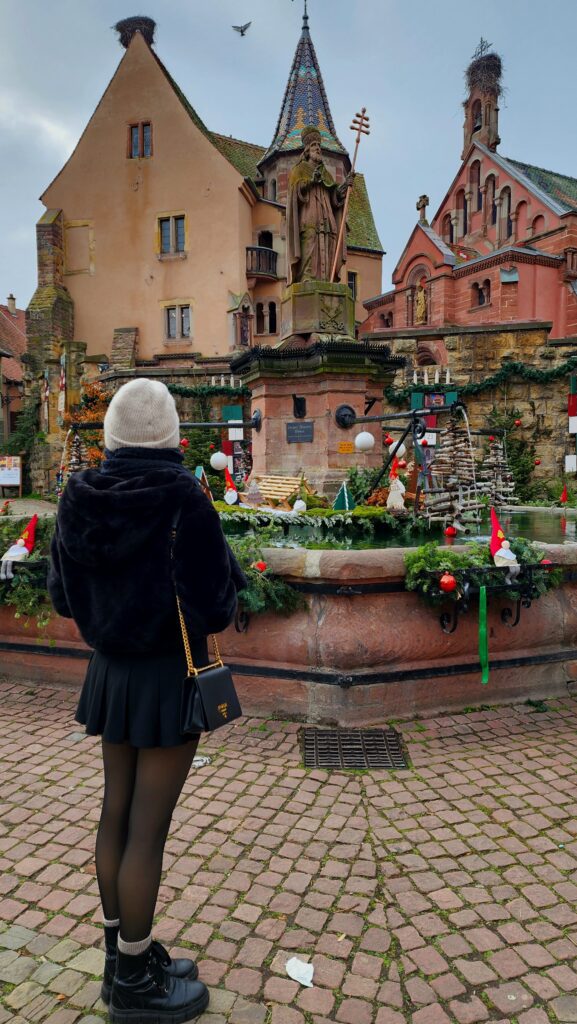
[465,52,503,97]
[114,16,156,48]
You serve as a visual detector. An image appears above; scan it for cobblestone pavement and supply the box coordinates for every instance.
[1,679,577,1024]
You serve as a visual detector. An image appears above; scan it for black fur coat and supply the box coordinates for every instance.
[48,449,246,655]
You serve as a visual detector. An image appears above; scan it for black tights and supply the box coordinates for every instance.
[95,738,199,942]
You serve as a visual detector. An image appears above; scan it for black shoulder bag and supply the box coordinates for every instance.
[171,513,242,733]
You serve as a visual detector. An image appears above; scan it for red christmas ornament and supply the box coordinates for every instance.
[489,435,495,442]
[253,560,267,572]
[397,458,407,469]
[444,525,457,538]
[420,438,428,447]
[534,458,541,465]
[179,438,189,448]
[384,435,394,446]
[540,558,553,566]
[514,419,522,427]
[439,572,457,593]
[209,443,215,450]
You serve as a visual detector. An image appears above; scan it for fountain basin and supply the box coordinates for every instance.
[2,541,577,724]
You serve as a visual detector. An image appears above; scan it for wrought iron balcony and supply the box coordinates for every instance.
[246,245,278,279]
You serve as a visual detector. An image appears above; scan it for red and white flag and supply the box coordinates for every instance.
[57,355,66,414]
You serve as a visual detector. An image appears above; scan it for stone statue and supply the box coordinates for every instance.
[286,126,354,284]
[414,283,427,325]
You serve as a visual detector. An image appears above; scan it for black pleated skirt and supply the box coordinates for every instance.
[76,642,207,748]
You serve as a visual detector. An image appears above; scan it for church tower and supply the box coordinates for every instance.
[257,3,350,203]
[461,39,502,159]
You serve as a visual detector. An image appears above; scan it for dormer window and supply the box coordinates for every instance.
[128,122,152,158]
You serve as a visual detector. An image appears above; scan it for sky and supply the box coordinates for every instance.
[1,0,577,310]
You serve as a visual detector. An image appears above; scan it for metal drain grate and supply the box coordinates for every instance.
[302,728,409,770]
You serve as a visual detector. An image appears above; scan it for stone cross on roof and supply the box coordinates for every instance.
[416,195,429,224]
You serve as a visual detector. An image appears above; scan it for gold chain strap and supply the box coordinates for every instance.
[172,529,222,678]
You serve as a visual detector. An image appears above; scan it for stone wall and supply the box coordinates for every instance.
[383,323,573,479]
[25,210,85,494]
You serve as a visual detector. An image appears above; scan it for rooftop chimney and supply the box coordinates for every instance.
[6,294,16,316]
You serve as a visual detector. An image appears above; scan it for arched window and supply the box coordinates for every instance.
[255,302,265,334]
[456,189,468,237]
[472,279,491,306]
[532,214,546,236]
[501,187,512,240]
[442,213,453,244]
[381,312,394,328]
[472,99,482,133]
[269,179,277,201]
[515,200,528,240]
[486,175,497,226]
[268,301,277,334]
[258,231,273,249]
[470,160,482,211]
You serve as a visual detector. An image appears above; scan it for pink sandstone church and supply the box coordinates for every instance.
[361,43,577,353]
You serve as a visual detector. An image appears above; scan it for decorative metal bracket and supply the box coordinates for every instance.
[430,564,552,634]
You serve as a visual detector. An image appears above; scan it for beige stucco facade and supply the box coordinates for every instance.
[36,21,384,366]
[42,33,255,361]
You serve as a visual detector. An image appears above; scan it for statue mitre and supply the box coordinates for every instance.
[301,125,322,149]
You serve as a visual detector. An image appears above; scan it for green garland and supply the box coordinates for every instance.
[167,384,250,399]
[384,355,577,406]
[404,539,563,604]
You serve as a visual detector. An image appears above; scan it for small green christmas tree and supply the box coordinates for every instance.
[179,427,225,500]
[333,482,356,511]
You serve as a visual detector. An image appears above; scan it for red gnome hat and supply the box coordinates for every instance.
[489,507,506,558]
[19,514,38,553]
[224,468,237,492]
[560,484,568,505]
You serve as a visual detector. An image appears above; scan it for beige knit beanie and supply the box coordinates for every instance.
[104,379,180,451]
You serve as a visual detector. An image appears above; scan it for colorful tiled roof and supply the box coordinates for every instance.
[212,135,266,180]
[152,36,381,253]
[347,173,383,252]
[505,158,577,214]
[0,304,26,383]
[260,9,346,164]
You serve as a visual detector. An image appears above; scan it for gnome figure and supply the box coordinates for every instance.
[386,477,406,511]
[1,514,38,581]
[493,539,521,581]
[489,507,520,582]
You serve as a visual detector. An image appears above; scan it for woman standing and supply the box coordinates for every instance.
[48,379,245,1023]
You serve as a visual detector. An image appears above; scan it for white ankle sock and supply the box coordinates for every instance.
[117,934,152,957]
[103,917,120,929]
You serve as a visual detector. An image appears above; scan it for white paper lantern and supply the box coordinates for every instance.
[210,451,228,471]
[355,431,375,452]
[224,488,238,505]
[293,499,307,513]
[391,440,406,458]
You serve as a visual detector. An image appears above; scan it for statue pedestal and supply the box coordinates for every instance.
[232,339,403,496]
[281,282,355,343]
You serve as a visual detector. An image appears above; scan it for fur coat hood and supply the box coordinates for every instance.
[48,451,245,655]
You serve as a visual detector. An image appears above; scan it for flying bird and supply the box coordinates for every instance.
[232,21,251,36]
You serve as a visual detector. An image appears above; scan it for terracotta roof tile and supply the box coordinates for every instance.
[0,305,26,382]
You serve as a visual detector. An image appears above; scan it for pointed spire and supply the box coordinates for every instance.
[259,4,346,166]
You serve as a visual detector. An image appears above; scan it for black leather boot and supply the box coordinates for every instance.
[109,948,209,1023]
[101,936,199,1006]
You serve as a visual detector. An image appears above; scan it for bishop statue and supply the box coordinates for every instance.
[286,125,354,285]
